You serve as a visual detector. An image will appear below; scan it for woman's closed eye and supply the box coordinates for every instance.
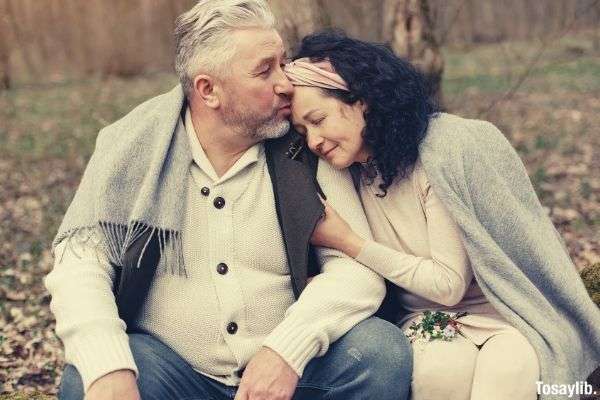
[310,116,326,126]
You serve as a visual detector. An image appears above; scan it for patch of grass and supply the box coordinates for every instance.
[443,31,600,96]
[531,166,548,187]
[581,263,600,307]
[534,135,560,150]
[521,58,600,93]
[580,180,593,200]
[0,73,178,164]
[443,73,512,96]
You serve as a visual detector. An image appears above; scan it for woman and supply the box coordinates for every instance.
[284,31,600,400]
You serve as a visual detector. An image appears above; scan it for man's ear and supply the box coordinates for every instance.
[193,74,220,108]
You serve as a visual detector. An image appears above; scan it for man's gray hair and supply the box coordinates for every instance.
[174,0,276,97]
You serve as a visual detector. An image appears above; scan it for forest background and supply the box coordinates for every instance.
[1,0,600,398]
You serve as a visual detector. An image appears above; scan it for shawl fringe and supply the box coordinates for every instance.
[56,221,187,277]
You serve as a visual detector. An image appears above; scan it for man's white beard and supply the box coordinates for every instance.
[255,118,290,140]
[221,102,289,141]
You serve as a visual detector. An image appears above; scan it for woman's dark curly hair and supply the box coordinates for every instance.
[293,30,437,196]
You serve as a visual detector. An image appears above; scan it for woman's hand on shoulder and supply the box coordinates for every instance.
[310,201,366,258]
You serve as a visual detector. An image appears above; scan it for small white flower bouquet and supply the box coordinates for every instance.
[403,310,467,343]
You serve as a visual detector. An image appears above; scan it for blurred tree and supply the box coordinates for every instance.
[384,0,444,102]
[1,0,597,90]
[4,0,38,81]
[269,0,329,54]
[0,1,11,89]
[102,0,147,77]
[594,1,600,52]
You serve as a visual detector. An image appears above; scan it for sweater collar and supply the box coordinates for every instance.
[184,107,263,184]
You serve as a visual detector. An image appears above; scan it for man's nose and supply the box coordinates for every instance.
[274,68,294,97]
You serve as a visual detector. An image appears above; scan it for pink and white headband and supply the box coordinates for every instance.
[283,57,349,92]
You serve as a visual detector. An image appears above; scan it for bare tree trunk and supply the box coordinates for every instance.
[267,0,328,54]
[463,0,476,44]
[0,1,11,89]
[593,1,600,53]
[5,0,38,80]
[321,0,383,42]
[385,0,444,104]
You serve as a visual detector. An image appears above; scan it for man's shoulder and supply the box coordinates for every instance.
[265,132,318,176]
[264,131,299,155]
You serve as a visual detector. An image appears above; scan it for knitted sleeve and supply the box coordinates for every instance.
[355,163,472,306]
[263,161,386,376]
[44,235,138,393]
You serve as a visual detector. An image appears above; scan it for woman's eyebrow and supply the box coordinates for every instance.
[303,109,319,120]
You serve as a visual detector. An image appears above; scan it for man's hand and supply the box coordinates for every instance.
[234,347,299,400]
[85,369,140,400]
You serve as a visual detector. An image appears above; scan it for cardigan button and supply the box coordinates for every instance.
[227,322,238,335]
[217,263,228,275]
[201,187,210,196]
[214,197,225,209]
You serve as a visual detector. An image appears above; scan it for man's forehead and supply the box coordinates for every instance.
[232,29,285,60]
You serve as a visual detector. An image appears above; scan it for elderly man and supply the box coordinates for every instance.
[46,1,412,399]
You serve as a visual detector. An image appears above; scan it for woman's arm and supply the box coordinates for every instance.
[312,168,472,307]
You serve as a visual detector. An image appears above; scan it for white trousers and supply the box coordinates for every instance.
[410,330,540,400]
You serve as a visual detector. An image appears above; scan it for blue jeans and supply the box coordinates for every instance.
[59,317,412,400]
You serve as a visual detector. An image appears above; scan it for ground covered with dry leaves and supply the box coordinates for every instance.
[1,33,599,397]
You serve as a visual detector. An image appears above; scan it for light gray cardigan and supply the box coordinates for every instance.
[420,113,599,398]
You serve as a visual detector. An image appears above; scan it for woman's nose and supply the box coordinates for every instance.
[306,132,324,154]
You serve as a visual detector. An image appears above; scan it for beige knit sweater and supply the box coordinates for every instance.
[45,112,385,392]
[355,159,487,323]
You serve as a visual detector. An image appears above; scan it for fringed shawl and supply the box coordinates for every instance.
[53,85,191,276]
